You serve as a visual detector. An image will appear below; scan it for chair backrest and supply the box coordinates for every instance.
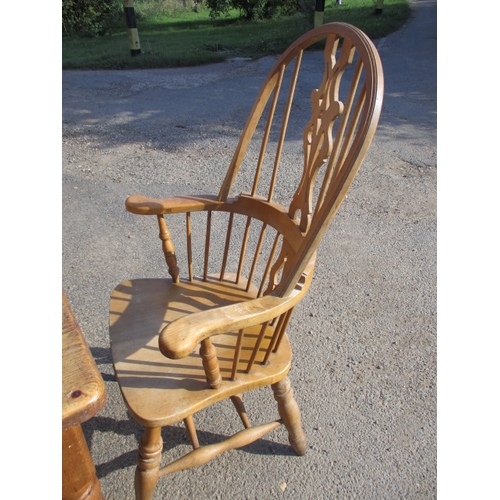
[211,22,384,299]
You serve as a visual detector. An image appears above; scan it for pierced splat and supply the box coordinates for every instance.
[289,35,357,232]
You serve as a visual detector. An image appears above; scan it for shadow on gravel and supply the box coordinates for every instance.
[84,348,297,481]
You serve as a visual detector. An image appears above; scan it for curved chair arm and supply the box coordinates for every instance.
[125,194,223,215]
[159,289,306,361]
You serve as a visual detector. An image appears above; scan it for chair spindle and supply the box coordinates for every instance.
[186,212,193,281]
[268,53,303,203]
[245,222,267,292]
[236,216,252,285]
[251,65,285,197]
[246,321,271,372]
[220,212,234,281]
[231,328,245,380]
[203,211,212,281]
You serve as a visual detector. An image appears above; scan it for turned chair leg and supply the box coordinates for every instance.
[135,427,163,500]
[230,394,251,428]
[272,377,307,456]
[184,415,200,449]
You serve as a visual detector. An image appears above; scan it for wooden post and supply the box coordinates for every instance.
[375,0,384,15]
[314,0,325,28]
[123,0,141,56]
[200,339,222,389]
[157,215,180,283]
[272,378,307,456]
[62,425,104,500]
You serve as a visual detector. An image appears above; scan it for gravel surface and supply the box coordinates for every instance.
[62,1,437,498]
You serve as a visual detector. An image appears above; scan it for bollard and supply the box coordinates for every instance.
[375,0,384,15]
[123,0,141,56]
[314,0,325,28]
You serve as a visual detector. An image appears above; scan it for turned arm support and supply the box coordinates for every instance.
[125,194,223,215]
[125,194,225,282]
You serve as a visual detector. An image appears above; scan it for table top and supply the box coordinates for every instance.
[62,291,107,430]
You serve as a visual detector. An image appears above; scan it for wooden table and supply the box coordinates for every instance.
[62,291,107,500]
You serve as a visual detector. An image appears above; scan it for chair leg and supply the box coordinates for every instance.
[230,394,251,428]
[135,427,163,500]
[272,377,307,456]
[184,415,200,449]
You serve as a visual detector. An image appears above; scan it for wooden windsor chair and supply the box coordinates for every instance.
[109,22,383,500]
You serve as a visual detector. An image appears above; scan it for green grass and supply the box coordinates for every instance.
[62,0,411,69]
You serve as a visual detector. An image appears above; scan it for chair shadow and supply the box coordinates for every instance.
[84,414,296,480]
[86,343,296,481]
[89,346,116,381]
[90,346,112,362]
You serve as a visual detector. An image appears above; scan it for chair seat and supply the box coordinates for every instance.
[109,275,292,428]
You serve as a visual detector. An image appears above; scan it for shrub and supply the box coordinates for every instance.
[62,0,123,36]
[206,0,303,21]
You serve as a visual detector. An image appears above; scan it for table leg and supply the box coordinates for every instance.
[62,424,104,500]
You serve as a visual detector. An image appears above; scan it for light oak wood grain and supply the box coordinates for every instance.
[109,22,384,500]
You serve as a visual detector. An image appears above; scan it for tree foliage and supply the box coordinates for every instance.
[206,0,304,21]
[62,0,123,36]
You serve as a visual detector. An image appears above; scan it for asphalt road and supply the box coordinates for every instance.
[62,1,437,498]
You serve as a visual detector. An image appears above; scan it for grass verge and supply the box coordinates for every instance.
[62,0,411,69]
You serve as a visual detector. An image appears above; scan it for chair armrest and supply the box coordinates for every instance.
[158,292,302,360]
[125,194,223,215]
